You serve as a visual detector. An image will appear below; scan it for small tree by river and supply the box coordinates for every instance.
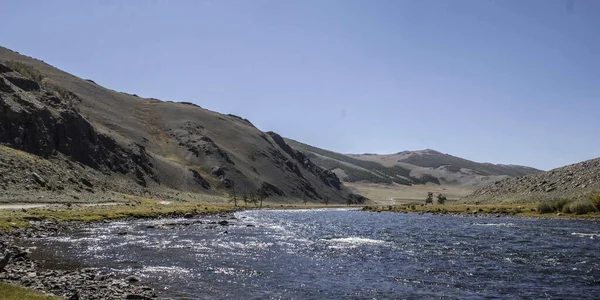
[425,192,433,205]
[229,183,238,207]
[437,193,447,205]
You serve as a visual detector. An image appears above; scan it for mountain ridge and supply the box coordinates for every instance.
[287,138,541,187]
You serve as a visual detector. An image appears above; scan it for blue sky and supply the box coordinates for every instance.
[1,0,599,170]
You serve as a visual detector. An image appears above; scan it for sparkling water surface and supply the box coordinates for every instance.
[26,209,600,299]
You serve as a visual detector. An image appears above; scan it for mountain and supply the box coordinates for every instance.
[352,149,540,177]
[286,139,540,187]
[463,157,600,204]
[285,138,541,202]
[0,46,365,204]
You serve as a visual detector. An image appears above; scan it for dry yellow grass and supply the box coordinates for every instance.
[346,182,472,205]
[0,282,60,300]
[0,194,235,231]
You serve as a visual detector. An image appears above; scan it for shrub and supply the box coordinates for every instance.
[590,192,600,212]
[537,202,554,214]
[537,199,572,214]
[568,201,594,215]
[5,60,44,83]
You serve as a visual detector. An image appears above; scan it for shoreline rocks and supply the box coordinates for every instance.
[0,222,158,299]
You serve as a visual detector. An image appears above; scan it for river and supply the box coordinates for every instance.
[24,208,600,299]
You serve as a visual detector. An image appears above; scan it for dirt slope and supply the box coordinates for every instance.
[463,157,600,204]
[0,46,363,204]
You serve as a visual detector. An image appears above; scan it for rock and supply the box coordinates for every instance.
[31,172,46,186]
[556,213,563,216]
[126,294,150,300]
[545,187,557,192]
[246,224,255,227]
[218,220,229,226]
[68,291,80,300]
[183,213,194,219]
[117,231,128,236]
[94,274,108,281]
[80,178,93,188]
[0,251,11,271]
[125,275,140,283]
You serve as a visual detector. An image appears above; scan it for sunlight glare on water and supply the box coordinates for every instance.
[24,209,600,299]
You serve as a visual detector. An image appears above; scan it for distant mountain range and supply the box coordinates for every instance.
[285,138,541,190]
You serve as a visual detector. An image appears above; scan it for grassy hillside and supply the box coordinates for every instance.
[0,46,359,204]
[285,138,440,185]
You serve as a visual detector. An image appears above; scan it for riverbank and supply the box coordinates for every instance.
[362,203,600,220]
[0,194,242,299]
[0,195,355,299]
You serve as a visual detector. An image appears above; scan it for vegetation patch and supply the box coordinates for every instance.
[537,199,572,214]
[0,194,236,231]
[0,282,60,300]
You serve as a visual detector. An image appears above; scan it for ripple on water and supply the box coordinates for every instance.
[22,209,600,300]
[571,232,600,239]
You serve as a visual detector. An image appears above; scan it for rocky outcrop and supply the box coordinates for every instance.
[259,182,285,197]
[171,121,234,165]
[0,62,157,187]
[464,158,600,203]
[267,131,342,190]
[0,226,157,299]
[188,169,211,189]
[347,193,368,204]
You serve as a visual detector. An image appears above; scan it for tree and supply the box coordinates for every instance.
[437,193,447,205]
[242,193,249,207]
[302,194,308,205]
[257,187,268,208]
[229,183,238,207]
[346,197,352,206]
[425,192,433,205]
[323,196,330,206]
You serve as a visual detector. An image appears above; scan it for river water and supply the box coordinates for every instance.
[25,209,600,299]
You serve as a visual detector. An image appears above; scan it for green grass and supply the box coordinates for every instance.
[4,60,44,83]
[0,282,61,300]
[590,192,600,211]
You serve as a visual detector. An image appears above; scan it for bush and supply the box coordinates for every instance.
[590,192,600,212]
[567,201,594,215]
[537,199,572,214]
[5,60,44,83]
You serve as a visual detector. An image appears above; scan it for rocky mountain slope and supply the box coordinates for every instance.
[0,46,363,204]
[463,157,600,204]
[286,139,541,190]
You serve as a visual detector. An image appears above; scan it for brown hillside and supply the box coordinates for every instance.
[0,46,363,204]
[462,157,600,204]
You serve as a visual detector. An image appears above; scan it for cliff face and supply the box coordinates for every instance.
[0,47,362,204]
[0,61,155,187]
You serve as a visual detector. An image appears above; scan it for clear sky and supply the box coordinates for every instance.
[1,0,598,170]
